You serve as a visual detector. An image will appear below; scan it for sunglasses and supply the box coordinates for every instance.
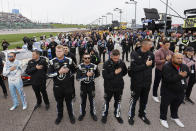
[8,56,14,58]
[84,57,90,60]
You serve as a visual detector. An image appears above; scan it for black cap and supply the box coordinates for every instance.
[185,46,194,52]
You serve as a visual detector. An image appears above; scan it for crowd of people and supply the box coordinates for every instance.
[0,29,196,129]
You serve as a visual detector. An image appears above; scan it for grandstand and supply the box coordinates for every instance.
[0,12,51,29]
[0,12,32,23]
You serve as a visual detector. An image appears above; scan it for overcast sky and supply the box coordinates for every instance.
[0,0,195,24]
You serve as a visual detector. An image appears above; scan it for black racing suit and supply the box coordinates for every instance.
[102,59,127,118]
[128,49,155,118]
[76,63,100,116]
[25,57,49,105]
[48,56,76,118]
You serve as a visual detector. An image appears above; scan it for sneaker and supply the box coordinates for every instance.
[34,104,41,110]
[22,105,28,110]
[128,117,134,125]
[91,114,98,121]
[138,115,151,125]
[185,97,195,105]
[9,105,18,111]
[171,118,184,128]
[45,104,50,110]
[160,119,169,128]
[152,96,160,103]
[78,114,85,121]
[101,116,107,124]
[69,115,76,124]
[55,116,63,125]
[115,117,124,124]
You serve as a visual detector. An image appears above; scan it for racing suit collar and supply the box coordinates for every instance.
[56,56,66,62]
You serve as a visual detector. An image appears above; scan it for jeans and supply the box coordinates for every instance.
[8,78,27,107]
[186,75,195,98]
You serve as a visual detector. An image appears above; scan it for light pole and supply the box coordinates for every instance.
[114,8,122,23]
[99,18,102,26]
[164,0,169,35]
[106,12,113,24]
[90,19,98,25]
[102,15,107,25]
[125,0,137,27]
[149,0,151,8]
[96,18,99,25]
[99,17,104,25]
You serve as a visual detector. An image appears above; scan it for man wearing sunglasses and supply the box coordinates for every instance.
[76,53,100,121]
[3,52,27,111]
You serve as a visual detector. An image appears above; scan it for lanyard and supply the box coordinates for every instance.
[177,66,186,85]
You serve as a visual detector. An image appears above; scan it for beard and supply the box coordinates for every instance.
[173,61,182,66]
[9,59,15,62]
